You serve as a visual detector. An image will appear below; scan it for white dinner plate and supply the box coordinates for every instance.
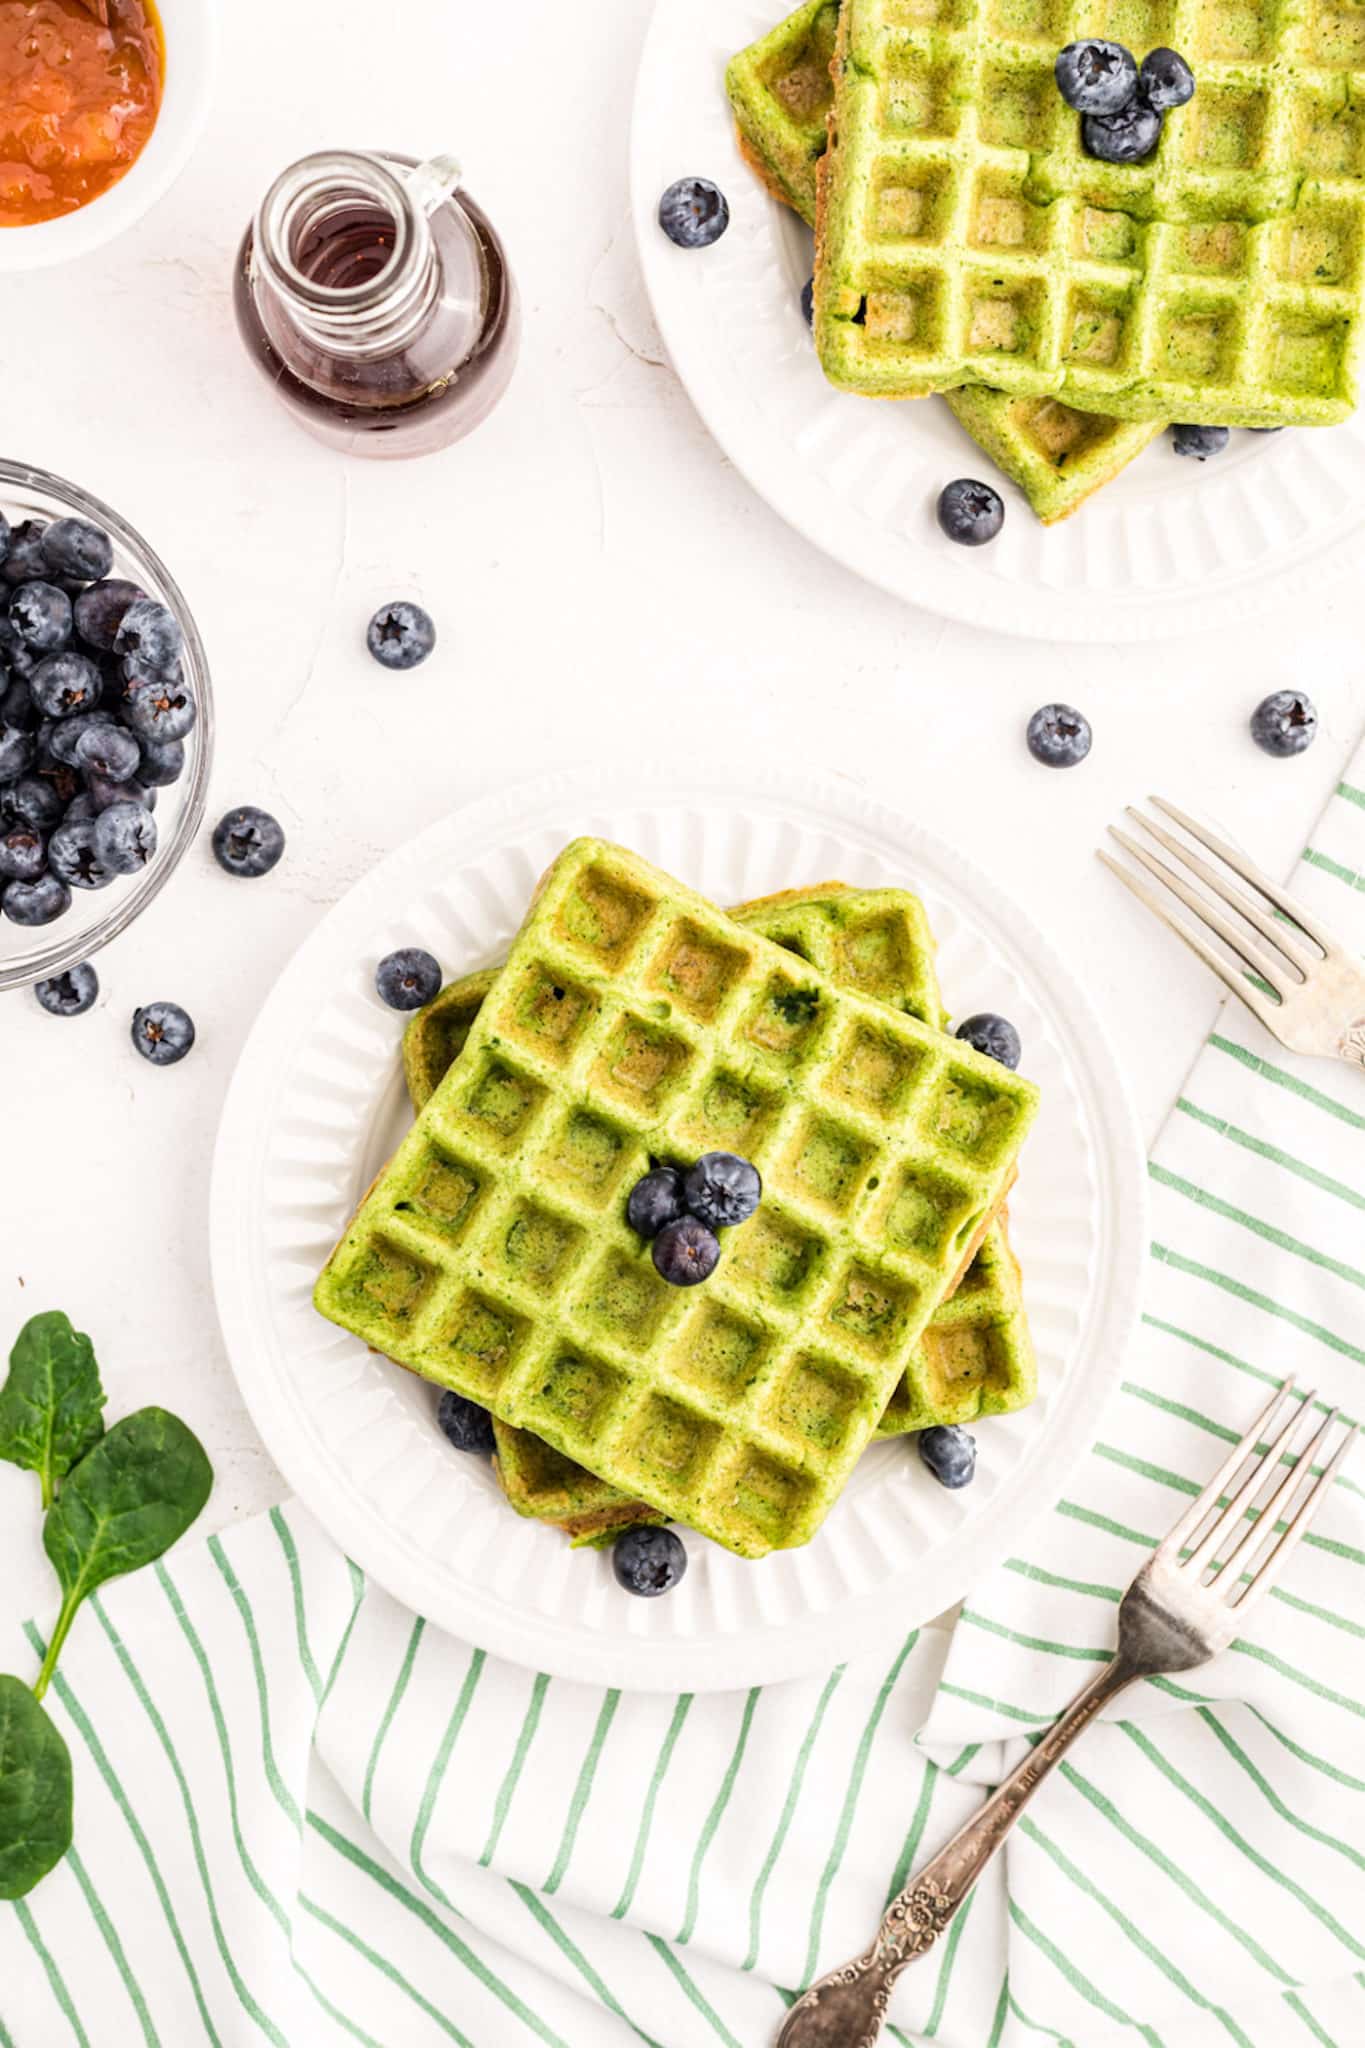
[210,766,1146,1689]
[630,0,1365,642]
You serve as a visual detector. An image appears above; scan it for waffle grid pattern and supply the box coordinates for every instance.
[317,842,1037,1556]
[816,0,1365,425]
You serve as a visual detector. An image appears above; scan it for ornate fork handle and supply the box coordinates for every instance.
[1340,1019,1365,1068]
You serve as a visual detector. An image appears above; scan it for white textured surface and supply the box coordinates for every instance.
[1,0,1363,1643]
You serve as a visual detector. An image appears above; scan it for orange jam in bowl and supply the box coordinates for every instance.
[0,0,164,227]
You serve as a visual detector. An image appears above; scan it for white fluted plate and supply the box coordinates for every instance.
[210,768,1146,1689]
[630,0,1365,642]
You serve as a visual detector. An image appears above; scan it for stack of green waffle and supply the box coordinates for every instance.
[726,0,1365,519]
[315,841,1039,1559]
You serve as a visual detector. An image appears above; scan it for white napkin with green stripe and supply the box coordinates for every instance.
[5,769,1365,2048]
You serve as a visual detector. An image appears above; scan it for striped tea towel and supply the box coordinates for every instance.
[5,769,1365,2048]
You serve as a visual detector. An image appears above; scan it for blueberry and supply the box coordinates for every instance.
[366,602,436,672]
[375,947,442,1010]
[1055,40,1138,114]
[0,824,46,882]
[29,650,103,719]
[0,676,36,730]
[955,1012,1022,1070]
[1139,47,1194,112]
[211,806,285,879]
[0,720,34,782]
[1083,100,1163,164]
[436,1389,495,1455]
[9,582,72,654]
[658,177,730,249]
[49,710,114,767]
[131,1001,195,1066]
[1027,702,1092,768]
[48,817,114,890]
[4,776,63,830]
[73,578,144,652]
[61,792,94,824]
[917,1425,977,1489]
[652,1214,721,1286]
[626,1165,686,1239]
[2,873,70,926]
[41,518,114,584]
[0,509,8,567]
[89,771,154,815]
[1251,690,1317,758]
[121,673,196,743]
[137,737,185,788]
[801,275,814,326]
[682,1152,762,1230]
[74,720,140,782]
[94,800,157,875]
[937,478,1005,547]
[34,962,98,1018]
[2,522,49,586]
[114,597,183,671]
[1171,423,1229,460]
[612,1524,687,1597]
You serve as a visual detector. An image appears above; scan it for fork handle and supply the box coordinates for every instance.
[865,1653,1138,1984]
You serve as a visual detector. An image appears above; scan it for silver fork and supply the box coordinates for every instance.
[1099,797,1365,1069]
[776,1382,1357,2048]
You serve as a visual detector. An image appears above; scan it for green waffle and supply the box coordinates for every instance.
[726,0,1165,518]
[316,840,1038,1557]
[813,0,1365,426]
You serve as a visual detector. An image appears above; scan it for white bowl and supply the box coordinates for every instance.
[0,0,218,273]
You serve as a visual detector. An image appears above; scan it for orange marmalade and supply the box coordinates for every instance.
[0,0,163,227]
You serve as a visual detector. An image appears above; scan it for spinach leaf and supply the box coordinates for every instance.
[0,1311,105,1509]
[0,1674,73,1900]
[35,1407,212,1699]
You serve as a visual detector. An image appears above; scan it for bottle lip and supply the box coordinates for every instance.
[255,150,419,315]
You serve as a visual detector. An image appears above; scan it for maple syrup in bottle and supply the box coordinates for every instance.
[234,150,519,457]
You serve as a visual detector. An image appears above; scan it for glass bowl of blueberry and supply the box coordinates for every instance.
[0,460,212,992]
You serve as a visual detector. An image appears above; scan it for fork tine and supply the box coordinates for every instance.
[1097,853,1287,1035]
[1157,1378,1297,1559]
[1180,1390,1314,1575]
[1205,1407,1339,1592]
[1104,832,1290,998]
[1148,797,1341,958]
[1230,1423,1359,1615]
[1125,808,1317,977]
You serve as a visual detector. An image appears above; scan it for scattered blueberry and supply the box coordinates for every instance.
[74,720,140,782]
[34,962,98,1018]
[366,602,436,671]
[1138,47,1194,112]
[48,817,114,890]
[626,1165,687,1240]
[1083,99,1163,164]
[121,672,196,743]
[2,522,49,586]
[612,1525,687,1597]
[1171,423,1229,460]
[9,581,72,653]
[917,1425,977,1489]
[682,1152,762,1230]
[114,597,183,671]
[658,177,730,250]
[653,1214,722,1286]
[2,873,70,926]
[1027,703,1092,769]
[0,824,46,883]
[1055,39,1138,115]
[41,518,113,583]
[131,1001,195,1066]
[801,275,814,326]
[436,1389,495,1455]
[1251,690,1317,758]
[211,806,285,879]
[376,947,442,1011]
[0,720,34,782]
[95,800,157,875]
[136,736,185,787]
[29,650,103,719]
[72,578,144,651]
[937,477,1005,547]
[4,775,63,830]
[955,1013,1022,1070]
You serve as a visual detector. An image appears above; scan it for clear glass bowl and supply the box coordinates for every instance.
[0,460,213,991]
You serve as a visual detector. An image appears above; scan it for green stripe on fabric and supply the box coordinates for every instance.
[1209,1035,1365,1133]
[612,1694,693,1921]
[884,1759,939,1905]
[745,1668,844,1969]
[363,1616,425,1826]
[309,1809,572,2048]
[1233,1636,1365,1715]
[679,1687,761,1944]
[298,1894,467,2048]
[1121,1377,1363,1499]
[923,1888,974,2038]
[1056,1497,1159,1549]
[482,1672,551,1867]
[319,1558,366,1708]
[1091,1443,1365,1569]
[66,1848,159,2047]
[802,1629,919,1986]
[986,1974,1010,2048]
[1196,1709,1365,1877]
[1244,1703,1365,1795]
[90,1594,289,2047]
[1152,1162,1365,1294]
[511,1881,664,2048]
[1286,1989,1342,2048]
[1337,779,1365,809]
[269,1507,323,1704]
[1151,1243,1365,1366]
[0,2014,14,2048]
[960,1608,1111,1665]
[1005,1556,1121,1604]
[1009,1899,1163,2045]
[15,1899,90,2048]
[209,1536,302,1832]
[1009,1985,1076,2045]
[1304,846,1365,893]
[24,1622,221,2047]
[1176,1097,1365,1214]
[411,1646,487,1905]
[937,1679,1048,1725]
[645,1936,744,2048]
[946,1742,981,1776]
[545,1689,621,1896]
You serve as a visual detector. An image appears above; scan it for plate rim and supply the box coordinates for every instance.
[209,762,1148,1689]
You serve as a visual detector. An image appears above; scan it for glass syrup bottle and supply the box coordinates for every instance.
[234,149,520,458]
